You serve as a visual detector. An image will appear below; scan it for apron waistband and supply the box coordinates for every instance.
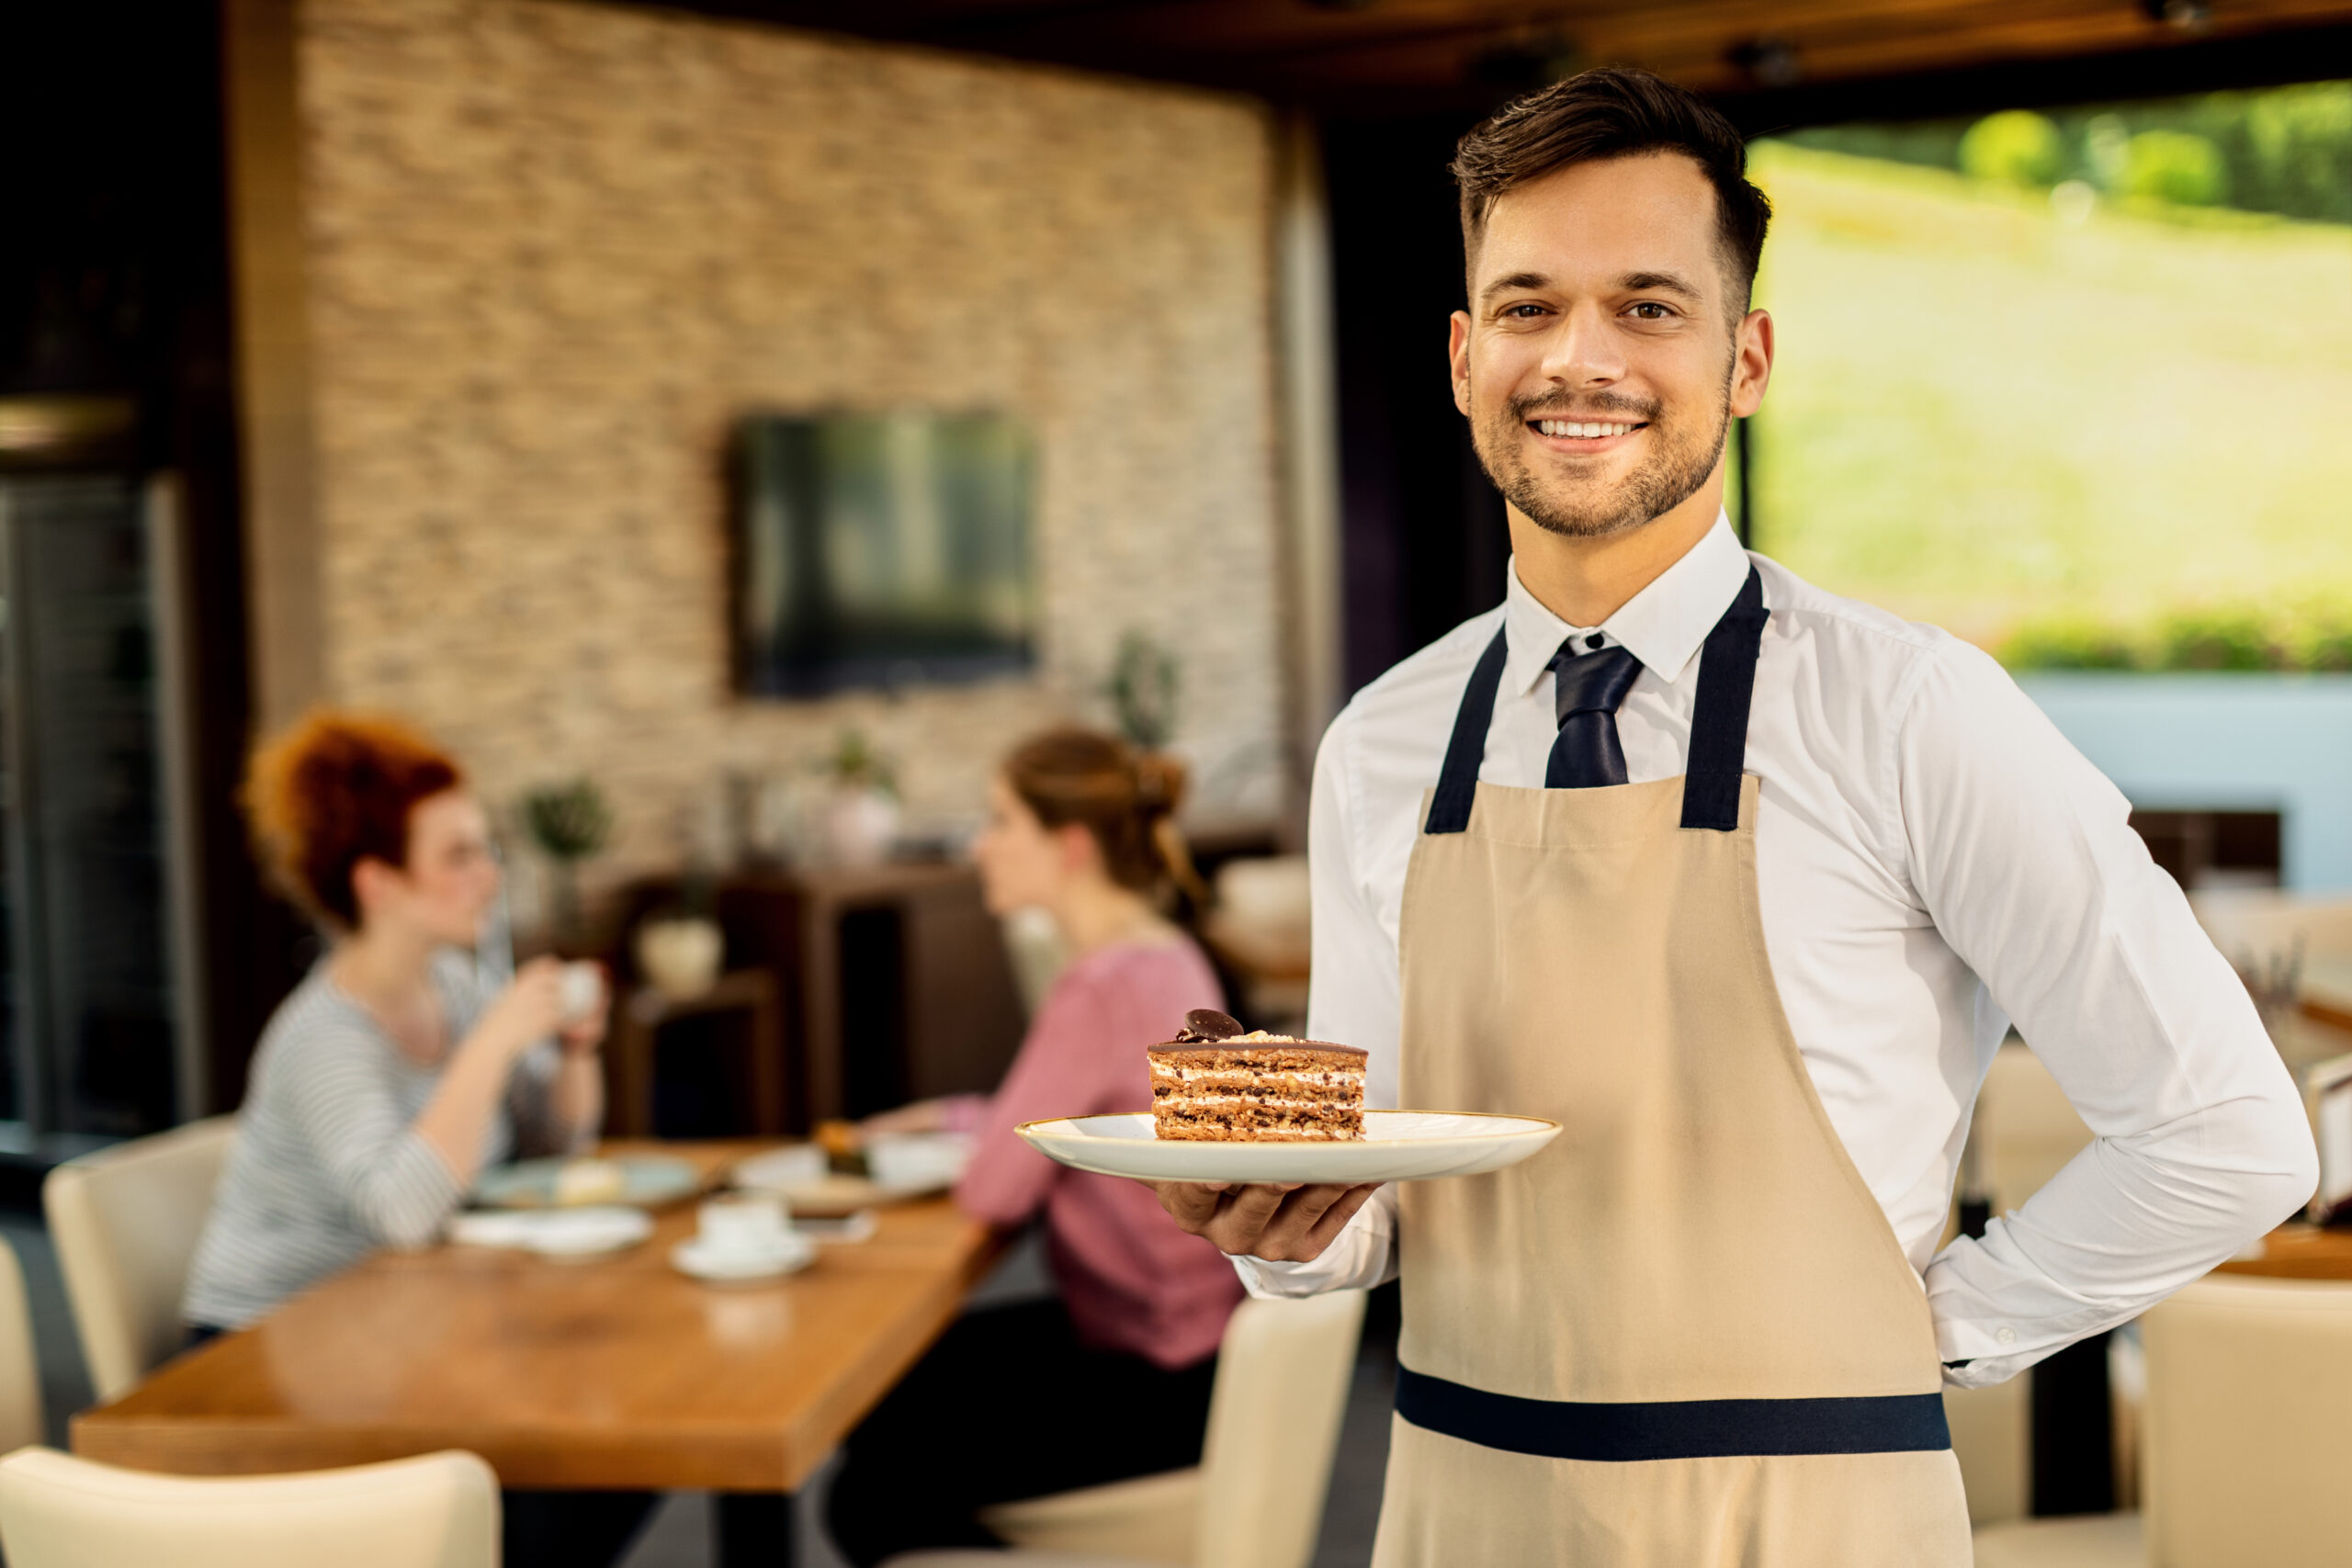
[1395,1365,1951,1461]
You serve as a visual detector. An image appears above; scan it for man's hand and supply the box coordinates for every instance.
[1149,1181,1383,1262]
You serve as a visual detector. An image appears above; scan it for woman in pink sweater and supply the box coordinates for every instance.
[826,728,1243,1566]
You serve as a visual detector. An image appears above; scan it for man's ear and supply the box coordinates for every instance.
[1730,307,1774,419]
[1449,310,1474,417]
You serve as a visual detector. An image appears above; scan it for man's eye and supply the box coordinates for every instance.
[1502,303,1548,319]
[1626,301,1674,321]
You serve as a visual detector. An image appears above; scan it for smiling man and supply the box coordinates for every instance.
[1153,68,2315,1563]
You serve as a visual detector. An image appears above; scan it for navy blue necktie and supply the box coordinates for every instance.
[1545,642,1640,788]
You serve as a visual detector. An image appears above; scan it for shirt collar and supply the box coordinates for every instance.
[1502,513,1751,697]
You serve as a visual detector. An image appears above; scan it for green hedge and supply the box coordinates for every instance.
[2002,610,2352,672]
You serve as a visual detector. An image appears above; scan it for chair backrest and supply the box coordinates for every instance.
[0,1238,44,1453]
[2142,1274,2352,1568]
[43,1117,237,1401]
[1974,1043,2094,1214]
[0,1447,497,1568]
[1192,1289,1368,1568]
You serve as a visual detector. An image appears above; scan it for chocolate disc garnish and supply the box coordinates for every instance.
[1181,1008,1244,1042]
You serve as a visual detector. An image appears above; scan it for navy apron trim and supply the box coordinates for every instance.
[1678,565,1769,832]
[1421,565,1769,837]
[1422,626,1510,835]
[1395,1364,1951,1461]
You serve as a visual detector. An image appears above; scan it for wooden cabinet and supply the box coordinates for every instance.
[619,863,1027,1132]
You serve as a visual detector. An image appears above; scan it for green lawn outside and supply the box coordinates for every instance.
[1744,141,2352,657]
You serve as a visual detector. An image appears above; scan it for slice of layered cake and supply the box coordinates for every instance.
[1148,1009,1366,1142]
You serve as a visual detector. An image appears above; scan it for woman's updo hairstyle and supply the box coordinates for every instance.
[242,710,465,931]
[1002,728,1204,901]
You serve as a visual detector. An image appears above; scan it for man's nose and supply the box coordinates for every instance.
[1539,303,1625,387]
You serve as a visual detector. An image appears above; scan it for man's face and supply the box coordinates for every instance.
[1451,152,1770,540]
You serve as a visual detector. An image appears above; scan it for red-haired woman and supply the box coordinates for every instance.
[185,710,605,1326]
[183,713,646,1564]
[825,728,1245,1565]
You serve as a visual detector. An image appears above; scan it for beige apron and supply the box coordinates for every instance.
[1372,569,1970,1567]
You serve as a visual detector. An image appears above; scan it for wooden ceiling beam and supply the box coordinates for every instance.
[652,0,2352,110]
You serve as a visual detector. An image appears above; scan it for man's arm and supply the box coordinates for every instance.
[1901,639,2316,1387]
[1156,707,1405,1295]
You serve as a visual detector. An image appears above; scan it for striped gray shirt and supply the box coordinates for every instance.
[182,953,579,1330]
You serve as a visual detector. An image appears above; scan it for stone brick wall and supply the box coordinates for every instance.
[293,0,1285,901]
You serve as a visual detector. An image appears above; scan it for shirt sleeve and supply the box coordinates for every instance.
[952,974,1116,1228]
[1900,638,2317,1387]
[1237,711,1404,1299]
[276,1021,464,1251]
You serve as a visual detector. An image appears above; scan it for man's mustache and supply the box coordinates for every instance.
[1504,391,1660,423]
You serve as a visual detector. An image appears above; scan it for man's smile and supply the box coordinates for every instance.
[1526,416,1648,453]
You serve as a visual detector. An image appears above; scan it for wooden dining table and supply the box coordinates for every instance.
[2215,1222,2352,1280]
[72,1142,1004,1565]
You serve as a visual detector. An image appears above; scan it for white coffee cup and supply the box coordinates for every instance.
[558,961,605,1025]
[697,1193,790,1257]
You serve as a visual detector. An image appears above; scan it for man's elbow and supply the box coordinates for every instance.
[2233,1089,2320,1236]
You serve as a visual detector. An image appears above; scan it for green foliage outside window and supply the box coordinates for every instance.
[1959,110,2065,187]
[1785,80,2352,224]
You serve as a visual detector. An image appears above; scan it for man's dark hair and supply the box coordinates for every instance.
[1452,67,1771,308]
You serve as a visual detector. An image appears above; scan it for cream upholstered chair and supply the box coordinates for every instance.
[0,1447,497,1568]
[888,1288,1369,1568]
[43,1116,237,1400]
[2140,1274,2352,1565]
[0,1237,46,1453]
[1973,1273,2352,1567]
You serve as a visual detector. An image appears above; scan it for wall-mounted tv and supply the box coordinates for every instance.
[732,411,1036,697]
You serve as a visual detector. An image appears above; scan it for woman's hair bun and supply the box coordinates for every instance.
[1132,750,1185,817]
[243,708,464,931]
[1002,728,1199,899]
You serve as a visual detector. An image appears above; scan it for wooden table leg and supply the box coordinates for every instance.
[717,1492,795,1566]
[747,970,786,1137]
[802,897,843,1122]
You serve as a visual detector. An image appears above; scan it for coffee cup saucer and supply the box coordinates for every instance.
[671,1231,816,1284]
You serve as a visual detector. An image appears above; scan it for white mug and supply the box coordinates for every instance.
[558,961,605,1025]
[697,1193,790,1256]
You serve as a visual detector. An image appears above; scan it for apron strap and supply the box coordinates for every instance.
[1679,565,1769,832]
[1422,564,1769,838]
[1422,626,1510,836]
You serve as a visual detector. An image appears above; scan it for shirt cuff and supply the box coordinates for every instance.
[1232,1252,1344,1300]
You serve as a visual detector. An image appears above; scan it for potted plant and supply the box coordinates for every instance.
[1106,629,1180,749]
[817,729,899,869]
[520,776,612,952]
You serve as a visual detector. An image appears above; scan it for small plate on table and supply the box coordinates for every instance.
[731,1138,970,1217]
[671,1231,818,1284]
[448,1206,653,1260]
[1015,1111,1561,1185]
[473,1156,702,1210]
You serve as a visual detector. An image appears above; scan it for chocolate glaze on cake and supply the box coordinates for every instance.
[1148,1012,1366,1142]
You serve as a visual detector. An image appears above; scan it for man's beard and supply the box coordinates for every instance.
[1471,373,1731,540]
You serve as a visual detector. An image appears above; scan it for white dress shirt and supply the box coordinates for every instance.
[1241,515,2316,1389]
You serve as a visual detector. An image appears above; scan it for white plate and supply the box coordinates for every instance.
[1015,1111,1561,1184]
[671,1233,817,1283]
[472,1156,701,1210]
[448,1206,652,1258]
